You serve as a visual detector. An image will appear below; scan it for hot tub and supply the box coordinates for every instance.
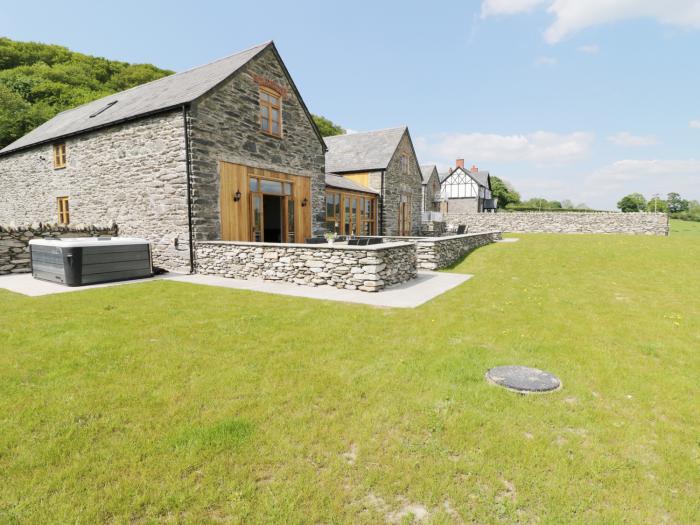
[29,237,153,286]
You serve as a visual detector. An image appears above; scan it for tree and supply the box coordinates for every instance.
[666,192,689,213]
[312,114,345,137]
[647,195,667,213]
[490,176,520,208]
[617,193,647,212]
[0,37,172,148]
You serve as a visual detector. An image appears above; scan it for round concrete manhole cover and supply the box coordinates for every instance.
[486,366,561,393]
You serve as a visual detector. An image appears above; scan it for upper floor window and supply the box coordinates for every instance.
[53,143,66,169]
[400,154,409,174]
[57,196,70,224]
[259,87,282,137]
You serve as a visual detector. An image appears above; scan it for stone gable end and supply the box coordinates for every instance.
[382,131,423,235]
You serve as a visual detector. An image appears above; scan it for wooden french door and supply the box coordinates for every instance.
[220,162,310,242]
[399,194,411,235]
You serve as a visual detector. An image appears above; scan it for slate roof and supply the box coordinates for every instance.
[0,41,295,155]
[439,166,491,189]
[420,164,437,185]
[325,173,379,195]
[324,127,407,173]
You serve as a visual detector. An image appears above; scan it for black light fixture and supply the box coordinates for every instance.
[233,189,241,202]
[301,197,308,207]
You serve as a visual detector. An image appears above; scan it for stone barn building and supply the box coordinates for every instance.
[324,127,423,236]
[0,41,326,272]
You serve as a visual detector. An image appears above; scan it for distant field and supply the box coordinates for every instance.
[1,231,698,523]
[670,218,700,237]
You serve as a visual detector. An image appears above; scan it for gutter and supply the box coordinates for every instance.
[182,105,195,274]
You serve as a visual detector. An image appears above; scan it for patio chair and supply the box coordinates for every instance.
[305,237,327,244]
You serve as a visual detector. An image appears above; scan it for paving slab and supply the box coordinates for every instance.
[166,272,472,308]
[496,238,520,243]
[0,271,472,308]
[0,272,176,297]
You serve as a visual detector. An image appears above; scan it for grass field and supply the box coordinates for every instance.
[1,222,698,524]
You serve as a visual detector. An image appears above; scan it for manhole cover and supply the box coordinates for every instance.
[486,366,561,393]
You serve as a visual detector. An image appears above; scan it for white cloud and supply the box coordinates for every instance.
[481,0,700,43]
[584,159,700,197]
[608,132,659,147]
[689,120,700,129]
[481,0,546,17]
[577,44,600,54]
[415,130,594,166]
[534,56,558,66]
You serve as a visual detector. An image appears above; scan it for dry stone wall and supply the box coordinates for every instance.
[447,212,668,236]
[195,241,417,292]
[0,224,118,275]
[380,232,501,270]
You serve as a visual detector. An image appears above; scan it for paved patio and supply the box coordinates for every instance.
[0,271,472,308]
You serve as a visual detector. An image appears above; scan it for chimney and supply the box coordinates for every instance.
[471,164,478,172]
[456,159,465,169]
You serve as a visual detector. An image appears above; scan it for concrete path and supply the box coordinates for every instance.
[0,271,472,308]
[496,238,520,243]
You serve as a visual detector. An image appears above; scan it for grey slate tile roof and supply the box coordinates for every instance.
[0,41,272,155]
[325,173,379,194]
[439,167,491,189]
[324,127,406,173]
[420,164,437,185]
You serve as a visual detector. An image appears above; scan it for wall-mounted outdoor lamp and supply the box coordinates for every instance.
[233,190,241,202]
[301,197,308,207]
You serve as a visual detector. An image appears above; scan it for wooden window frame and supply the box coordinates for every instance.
[53,143,66,169]
[400,154,409,175]
[325,189,377,236]
[57,196,70,225]
[259,87,282,138]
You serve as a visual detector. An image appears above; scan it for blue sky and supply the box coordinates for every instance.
[3,0,700,209]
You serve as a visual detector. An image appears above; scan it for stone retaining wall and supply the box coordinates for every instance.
[380,232,502,270]
[446,212,668,236]
[0,223,118,275]
[195,240,417,292]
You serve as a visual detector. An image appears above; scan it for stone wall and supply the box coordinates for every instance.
[446,212,669,236]
[381,131,424,236]
[381,232,502,270]
[195,240,417,292]
[421,168,440,212]
[188,46,326,241]
[0,223,118,275]
[0,111,191,272]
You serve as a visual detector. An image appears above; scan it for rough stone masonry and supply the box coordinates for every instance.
[195,240,417,292]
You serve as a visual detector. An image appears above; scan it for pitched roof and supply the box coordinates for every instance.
[324,127,407,173]
[1,41,314,155]
[420,164,437,185]
[439,166,491,189]
[325,173,379,194]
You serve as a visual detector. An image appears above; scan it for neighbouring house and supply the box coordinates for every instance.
[324,127,423,236]
[420,164,441,212]
[0,41,327,272]
[439,159,497,215]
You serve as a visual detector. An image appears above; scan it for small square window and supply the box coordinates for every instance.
[53,143,66,169]
[57,196,70,224]
[259,87,282,137]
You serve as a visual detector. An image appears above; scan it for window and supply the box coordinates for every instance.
[324,190,376,235]
[400,154,408,174]
[53,143,66,169]
[399,194,411,235]
[259,87,282,136]
[57,197,70,224]
[325,191,341,232]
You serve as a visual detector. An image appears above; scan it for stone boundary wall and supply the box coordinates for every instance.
[380,232,502,270]
[0,223,118,275]
[195,240,417,292]
[446,212,669,236]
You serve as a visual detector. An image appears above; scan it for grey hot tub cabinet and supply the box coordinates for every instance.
[29,237,153,286]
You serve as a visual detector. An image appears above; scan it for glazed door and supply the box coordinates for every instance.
[343,195,360,236]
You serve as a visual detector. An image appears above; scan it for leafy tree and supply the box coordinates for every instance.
[490,176,520,208]
[647,195,667,213]
[0,37,172,148]
[666,192,689,213]
[617,193,647,212]
[312,114,345,137]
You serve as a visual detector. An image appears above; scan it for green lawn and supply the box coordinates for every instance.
[1,225,699,524]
